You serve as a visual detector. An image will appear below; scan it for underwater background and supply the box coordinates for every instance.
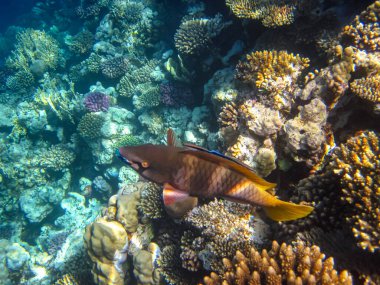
[0,0,379,284]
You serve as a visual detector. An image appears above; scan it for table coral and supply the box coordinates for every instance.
[225,0,297,27]
[329,131,380,253]
[201,240,353,285]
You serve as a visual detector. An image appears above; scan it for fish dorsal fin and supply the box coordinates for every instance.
[180,149,276,191]
[167,129,182,147]
[184,143,262,176]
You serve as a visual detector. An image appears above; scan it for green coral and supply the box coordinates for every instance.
[113,134,143,148]
[39,145,76,171]
[6,29,60,74]
[5,69,34,92]
[133,83,161,110]
[77,113,105,139]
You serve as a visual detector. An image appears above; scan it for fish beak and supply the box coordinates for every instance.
[115,149,131,165]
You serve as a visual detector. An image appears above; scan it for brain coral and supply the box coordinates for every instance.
[329,131,380,253]
[174,14,226,55]
[201,240,353,285]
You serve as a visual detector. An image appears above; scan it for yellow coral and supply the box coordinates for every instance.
[54,274,79,285]
[341,1,380,51]
[226,0,296,27]
[350,74,380,103]
[330,131,380,252]
[236,50,309,110]
[201,241,353,285]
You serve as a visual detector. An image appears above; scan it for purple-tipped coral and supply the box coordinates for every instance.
[160,81,193,107]
[84,92,110,112]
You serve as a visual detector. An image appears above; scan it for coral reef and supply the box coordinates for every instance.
[225,0,297,27]
[329,131,380,253]
[39,145,76,171]
[201,241,353,285]
[350,74,380,103]
[77,113,105,139]
[174,14,227,55]
[83,92,110,112]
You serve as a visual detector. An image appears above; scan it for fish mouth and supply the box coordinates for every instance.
[115,149,131,165]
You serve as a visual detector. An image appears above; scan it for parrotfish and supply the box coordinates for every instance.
[117,129,313,221]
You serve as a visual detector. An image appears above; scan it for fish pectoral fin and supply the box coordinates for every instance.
[163,183,198,218]
[264,201,314,222]
[167,129,182,147]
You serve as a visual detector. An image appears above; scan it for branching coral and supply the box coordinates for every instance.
[340,1,380,51]
[66,30,94,55]
[54,274,79,285]
[225,0,297,27]
[329,131,380,253]
[39,145,75,171]
[77,113,105,139]
[101,56,130,79]
[174,14,227,55]
[183,199,255,272]
[350,74,380,103]
[236,50,309,111]
[138,183,165,219]
[201,240,353,285]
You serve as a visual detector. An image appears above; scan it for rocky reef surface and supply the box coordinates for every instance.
[0,0,379,284]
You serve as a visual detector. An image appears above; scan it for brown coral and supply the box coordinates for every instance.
[329,130,380,253]
[218,101,239,131]
[201,241,353,285]
[350,74,380,103]
[340,1,380,51]
[225,0,296,27]
[138,182,165,219]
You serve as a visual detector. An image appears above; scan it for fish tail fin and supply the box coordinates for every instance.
[264,201,313,222]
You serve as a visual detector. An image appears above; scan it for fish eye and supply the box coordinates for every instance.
[141,161,150,168]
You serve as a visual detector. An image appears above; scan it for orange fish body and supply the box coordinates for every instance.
[118,130,313,221]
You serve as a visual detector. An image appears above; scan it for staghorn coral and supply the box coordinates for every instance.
[329,131,380,253]
[77,113,105,139]
[236,50,309,111]
[225,0,297,27]
[138,182,165,219]
[350,74,380,103]
[201,240,353,285]
[39,145,76,171]
[340,1,380,52]
[174,14,227,55]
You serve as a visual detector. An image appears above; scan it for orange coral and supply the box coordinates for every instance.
[201,240,353,285]
[350,74,380,103]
